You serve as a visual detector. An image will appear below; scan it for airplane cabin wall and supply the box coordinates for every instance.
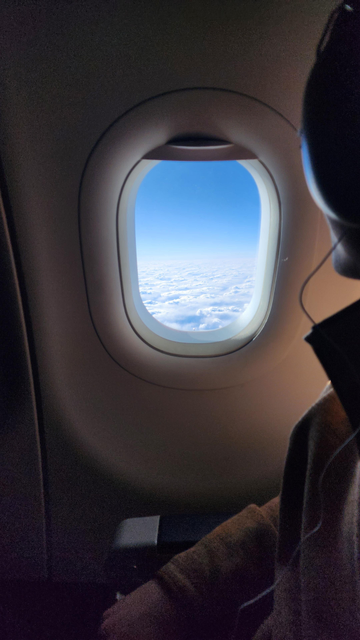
[0,0,355,582]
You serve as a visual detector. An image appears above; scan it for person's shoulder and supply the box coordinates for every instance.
[290,382,352,454]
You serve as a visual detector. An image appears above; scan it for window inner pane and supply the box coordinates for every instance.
[135,161,261,332]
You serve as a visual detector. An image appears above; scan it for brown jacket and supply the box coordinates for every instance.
[100,385,360,639]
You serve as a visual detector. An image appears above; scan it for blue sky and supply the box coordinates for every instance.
[135,160,260,262]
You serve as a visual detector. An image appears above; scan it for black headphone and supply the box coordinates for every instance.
[301,1,360,227]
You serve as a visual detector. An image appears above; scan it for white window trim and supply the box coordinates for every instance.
[79,88,321,389]
[118,158,280,357]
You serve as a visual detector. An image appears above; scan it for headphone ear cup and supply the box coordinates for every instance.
[302,2,360,227]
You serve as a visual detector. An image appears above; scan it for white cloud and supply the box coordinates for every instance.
[137,258,256,331]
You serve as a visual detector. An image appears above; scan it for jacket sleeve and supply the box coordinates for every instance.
[100,497,279,640]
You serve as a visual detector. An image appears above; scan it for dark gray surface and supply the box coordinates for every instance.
[0,196,46,579]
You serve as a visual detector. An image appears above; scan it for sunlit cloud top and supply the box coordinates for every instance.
[138,259,256,331]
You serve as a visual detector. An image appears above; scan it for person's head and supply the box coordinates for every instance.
[301,1,360,278]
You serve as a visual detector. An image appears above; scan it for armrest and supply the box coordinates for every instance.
[106,513,234,594]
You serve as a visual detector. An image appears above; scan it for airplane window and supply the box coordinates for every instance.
[118,156,279,357]
[135,161,260,333]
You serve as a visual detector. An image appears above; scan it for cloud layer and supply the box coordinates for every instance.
[137,259,256,331]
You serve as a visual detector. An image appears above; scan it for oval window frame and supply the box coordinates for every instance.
[118,157,280,356]
[79,88,322,390]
